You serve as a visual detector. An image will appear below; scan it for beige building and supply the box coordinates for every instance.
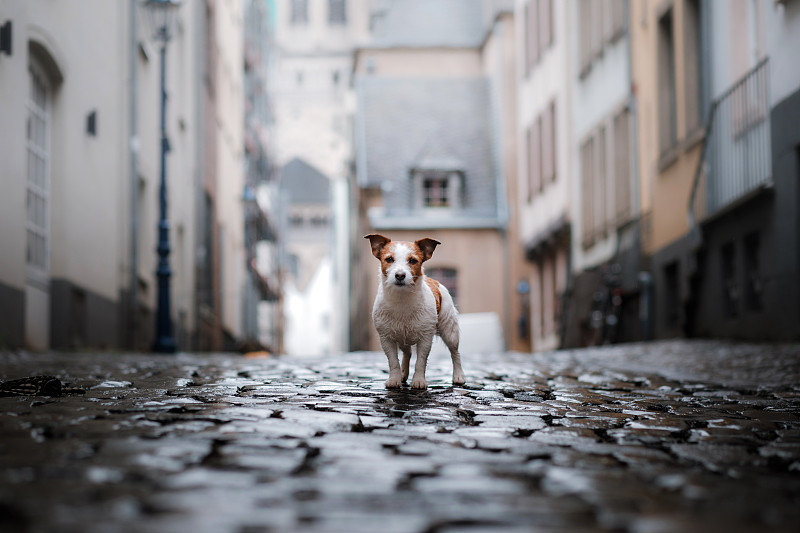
[352,0,527,353]
[632,0,800,341]
[0,0,248,351]
[632,0,705,260]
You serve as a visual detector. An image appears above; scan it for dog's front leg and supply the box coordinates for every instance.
[410,337,433,389]
[380,337,403,388]
[400,346,412,383]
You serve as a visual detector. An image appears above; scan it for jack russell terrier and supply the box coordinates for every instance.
[365,234,466,390]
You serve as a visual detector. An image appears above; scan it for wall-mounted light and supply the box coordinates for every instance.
[0,20,12,56]
[86,110,97,136]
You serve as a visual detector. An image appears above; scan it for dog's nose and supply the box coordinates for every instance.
[395,272,406,282]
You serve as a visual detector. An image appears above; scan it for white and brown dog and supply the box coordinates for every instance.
[365,234,465,390]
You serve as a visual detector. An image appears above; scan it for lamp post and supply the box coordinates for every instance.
[144,0,181,353]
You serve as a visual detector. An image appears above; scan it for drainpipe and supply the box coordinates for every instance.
[129,0,139,349]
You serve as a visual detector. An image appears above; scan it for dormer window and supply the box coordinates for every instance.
[412,169,463,211]
[424,176,449,207]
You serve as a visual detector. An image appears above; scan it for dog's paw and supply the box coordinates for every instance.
[385,376,403,389]
[410,377,428,390]
[452,370,466,386]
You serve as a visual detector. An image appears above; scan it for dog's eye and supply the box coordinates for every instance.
[385,256,394,264]
[408,258,418,265]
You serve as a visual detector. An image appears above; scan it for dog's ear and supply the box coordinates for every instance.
[365,234,391,259]
[415,238,441,262]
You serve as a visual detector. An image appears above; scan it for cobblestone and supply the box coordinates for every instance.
[1,340,799,533]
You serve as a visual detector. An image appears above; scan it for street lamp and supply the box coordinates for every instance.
[144,0,181,353]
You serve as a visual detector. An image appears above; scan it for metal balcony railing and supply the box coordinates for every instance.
[689,58,771,228]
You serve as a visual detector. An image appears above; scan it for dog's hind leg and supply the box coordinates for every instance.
[439,313,465,386]
[400,345,412,383]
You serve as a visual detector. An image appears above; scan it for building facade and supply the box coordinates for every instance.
[515,0,571,351]
[352,0,520,353]
[243,0,282,353]
[267,0,372,354]
[562,0,641,347]
[0,0,253,351]
[633,0,800,342]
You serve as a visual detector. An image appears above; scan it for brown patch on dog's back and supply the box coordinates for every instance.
[425,276,442,315]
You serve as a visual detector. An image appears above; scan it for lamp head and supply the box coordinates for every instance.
[143,0,181,42]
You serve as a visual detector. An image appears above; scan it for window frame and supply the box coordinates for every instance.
[328,0,347,25]
[290,0,309,25]
[26,58,51,280]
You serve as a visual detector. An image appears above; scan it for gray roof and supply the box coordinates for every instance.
[356,76,500,228]
[369,0,485,49]
[280,158,330,204]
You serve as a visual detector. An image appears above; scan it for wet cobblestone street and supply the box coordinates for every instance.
[1,340,799,533]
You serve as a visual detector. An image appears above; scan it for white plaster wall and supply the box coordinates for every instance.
[764,0,800,106]
[0,0,127,303]
[215,0,246,340]
[515,0,572,247]
[705,0,798,103]
[569,1,631,273]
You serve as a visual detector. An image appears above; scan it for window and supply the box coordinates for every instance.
[329,0,346,25]
[539,261,547,334]
[310,214,328,226]
[664,261,680,329]
[551,254,560,334]
[590,0,603,58]
[542,101,557,184]
[199,193,215,310]
[290,0,308,25]
[613,107,631,222]
[580,137,594,247]
[595,126,608,235]
[582,108,631,248]
[26,60,50,273]
[525,1,539,74]
[525,0,555,75]
[540,255,558,336]
[424,177,449,207]
[580,0,629,75]
[527,117,542,200]
[427,268,458,307]
[413,170,462,210]
[658,8,677,154]
[539,0,553,52]
[683,0,703,135]
[721,242,739,318]
[610,0,626,40]
[579,0,592,72]
[744,232,763,312]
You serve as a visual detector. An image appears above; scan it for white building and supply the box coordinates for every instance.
[0,0,247,351]
[570,0,634,272]
[562,0,639,347]
[515,0,571,351]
